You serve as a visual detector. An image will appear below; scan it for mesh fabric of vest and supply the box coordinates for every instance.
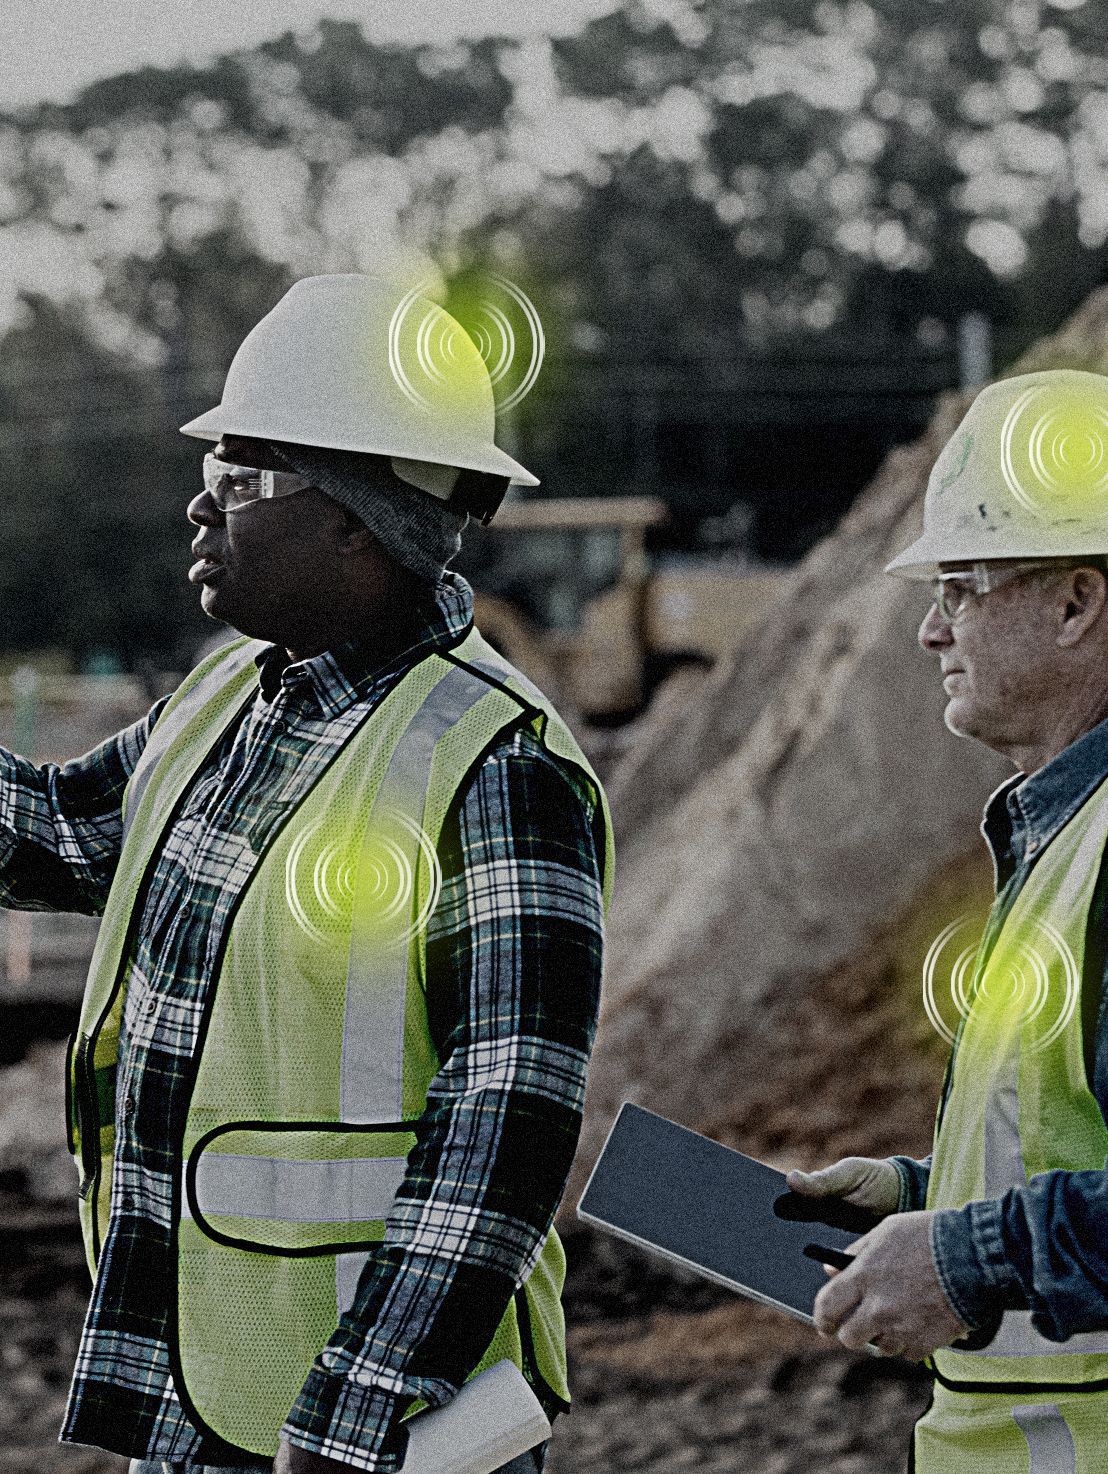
[71,631,612,1457]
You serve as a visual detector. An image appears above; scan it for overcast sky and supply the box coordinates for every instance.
[3,0,622,109]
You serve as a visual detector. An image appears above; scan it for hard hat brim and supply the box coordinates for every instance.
[179,405,541,488]
[885,528,1108,580]
[884,536,954,580]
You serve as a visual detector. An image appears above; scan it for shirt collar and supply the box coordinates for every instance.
[981,713,1108,879]
[254,572,474,718]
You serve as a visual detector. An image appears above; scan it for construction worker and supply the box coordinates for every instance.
[4,275,613,1472]
[787,367,1108,1471]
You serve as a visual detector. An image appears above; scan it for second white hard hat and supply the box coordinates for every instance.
[180,273,539,488]
[886,368,1108,578]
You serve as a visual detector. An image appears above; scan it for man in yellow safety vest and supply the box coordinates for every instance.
[7,274,614,1473]
[789,368,1108,1472]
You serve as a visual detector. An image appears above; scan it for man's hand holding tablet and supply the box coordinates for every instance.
[787,1156,978,1361]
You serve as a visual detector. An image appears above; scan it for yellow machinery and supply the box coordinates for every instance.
[472,498,786,721]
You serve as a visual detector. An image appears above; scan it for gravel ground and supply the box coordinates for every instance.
[0,1200,125,1474]
[1,1211,929,1474]
[547,1357,930,1474]
[549,1232,931,1474]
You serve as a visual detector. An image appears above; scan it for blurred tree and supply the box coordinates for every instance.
[5,2,1108,657]
[543,0,1108,351]
[0,235,294,665]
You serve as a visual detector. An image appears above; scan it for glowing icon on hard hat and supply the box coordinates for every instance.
[284,810,442,948]
[922,912,1079,1054]
[388,274,545,413]
[1000,384,1108,520]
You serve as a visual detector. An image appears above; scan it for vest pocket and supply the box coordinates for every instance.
[183,1119,418,1255]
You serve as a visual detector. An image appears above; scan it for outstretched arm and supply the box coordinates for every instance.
[0,696,169,915]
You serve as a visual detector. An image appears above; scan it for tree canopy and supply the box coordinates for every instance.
[3,2,1108,661]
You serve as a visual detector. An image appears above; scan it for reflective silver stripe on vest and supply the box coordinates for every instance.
[336,1250,371,1314]
[185,1153,408,1224]
[123,641,264,844]
[466,653,546,707]
[341,661,518,1124]
[983,1039,1027,1201]
[1012,1404,1076,1474]
[946,1311,1108,1360]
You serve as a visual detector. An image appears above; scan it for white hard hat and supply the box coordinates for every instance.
[886,368,1108,579]
[180,273,539,488]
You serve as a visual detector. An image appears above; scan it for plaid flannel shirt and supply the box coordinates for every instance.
[0,575,604,1471]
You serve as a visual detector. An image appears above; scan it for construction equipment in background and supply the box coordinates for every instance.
[469,497,787,722]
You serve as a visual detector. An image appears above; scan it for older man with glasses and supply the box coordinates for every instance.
[787,368,1108,1473]
[1,275,614,1474]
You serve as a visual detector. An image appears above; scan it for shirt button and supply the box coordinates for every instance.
[144,995,157,1014]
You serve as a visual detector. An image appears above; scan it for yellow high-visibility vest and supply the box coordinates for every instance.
[918,775,1108,1473]
[68,629,614,1457]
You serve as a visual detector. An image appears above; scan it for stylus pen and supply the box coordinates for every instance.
[803,1243,854,1270]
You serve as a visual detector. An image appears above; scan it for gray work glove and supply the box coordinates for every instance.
[785,1156,902,1218]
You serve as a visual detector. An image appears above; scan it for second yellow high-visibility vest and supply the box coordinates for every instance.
[918,775,1108,1473]
[67,628,614,1457]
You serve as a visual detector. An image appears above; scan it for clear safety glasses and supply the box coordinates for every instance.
[202,453,312,512]
[930,561,1065,623]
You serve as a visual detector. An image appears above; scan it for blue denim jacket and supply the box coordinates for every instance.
[891,713,1108,1339]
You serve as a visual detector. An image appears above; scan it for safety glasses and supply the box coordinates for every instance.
[202,453,312,512]
[930,561,1066,622]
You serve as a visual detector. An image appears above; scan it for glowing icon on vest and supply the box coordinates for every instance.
[999,382,1108,520]
[285,810,442,948]
[922,913,1079,1053]
[388,274,544,414]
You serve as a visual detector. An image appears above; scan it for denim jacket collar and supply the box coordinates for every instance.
[981,714,1108,887]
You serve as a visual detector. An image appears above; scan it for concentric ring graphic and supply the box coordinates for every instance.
[388,274,545,413]
[922,912,1079,1054]
[999,384,1108,520]
[285,809,442,949]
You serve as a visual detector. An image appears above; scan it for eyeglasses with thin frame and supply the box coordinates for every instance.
[929,560,1097,623]
[202,453,312,512]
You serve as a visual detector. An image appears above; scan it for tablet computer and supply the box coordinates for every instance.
[576,1101,878,1328]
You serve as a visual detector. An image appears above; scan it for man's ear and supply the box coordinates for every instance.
[1057,566,1108,648]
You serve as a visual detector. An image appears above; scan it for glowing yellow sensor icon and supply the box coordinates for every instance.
[999,382,1108,520]
[388,274,545,414]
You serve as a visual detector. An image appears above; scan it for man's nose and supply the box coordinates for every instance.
[187,489,224,527]
[918,599,953,651]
